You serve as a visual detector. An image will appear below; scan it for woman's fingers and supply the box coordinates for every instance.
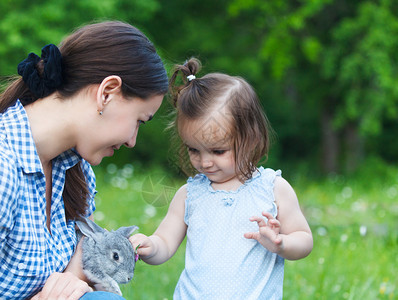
[35,272,92,300]
[66,281,93,300]
[38,272,62,297]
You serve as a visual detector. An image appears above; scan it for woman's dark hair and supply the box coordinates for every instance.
[169,58,272,181]
[0,21,169,220]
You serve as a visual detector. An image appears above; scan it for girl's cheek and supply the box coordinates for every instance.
[189,153,200,161]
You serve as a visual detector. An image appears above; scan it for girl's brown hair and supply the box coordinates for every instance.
[169,58,272,181]
[0,21,169,220]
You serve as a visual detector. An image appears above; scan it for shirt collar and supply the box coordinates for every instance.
[55,148,82,170]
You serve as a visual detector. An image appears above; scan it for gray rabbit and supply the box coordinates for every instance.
[75,217,139,296]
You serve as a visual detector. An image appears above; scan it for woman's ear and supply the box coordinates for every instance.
[96,75,123,113]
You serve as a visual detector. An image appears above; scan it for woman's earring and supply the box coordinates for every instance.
[98,110,103,115]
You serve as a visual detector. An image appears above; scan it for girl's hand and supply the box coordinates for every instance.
[129,233,155,259]
[244,211,284,254]
[31,271,92,300]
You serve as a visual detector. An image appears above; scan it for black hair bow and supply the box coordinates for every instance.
[17,44,63,99]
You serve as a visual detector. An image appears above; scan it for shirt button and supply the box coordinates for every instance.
[18,263,26,270]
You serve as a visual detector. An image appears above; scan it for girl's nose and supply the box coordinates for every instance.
[201,156,213,168]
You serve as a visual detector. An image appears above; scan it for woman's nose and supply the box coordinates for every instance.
[125,131,138,148]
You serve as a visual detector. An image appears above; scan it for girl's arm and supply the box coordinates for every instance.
[130,184,187,265]
[274,176,313,260]
[245,177,313,260]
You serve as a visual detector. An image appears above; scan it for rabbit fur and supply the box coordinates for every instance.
[75,217,139,295]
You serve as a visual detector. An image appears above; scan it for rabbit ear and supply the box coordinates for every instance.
[76,217,106,239]
[115,225,139,238]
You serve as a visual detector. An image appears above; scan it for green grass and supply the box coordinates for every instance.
[92,161,397,299]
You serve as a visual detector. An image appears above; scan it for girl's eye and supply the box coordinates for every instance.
[187,147,198,153]
[213,150,226,155]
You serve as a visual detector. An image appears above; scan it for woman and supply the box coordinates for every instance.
[0,21,168,299]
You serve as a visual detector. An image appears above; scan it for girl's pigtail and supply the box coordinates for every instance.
[169,58,201,107]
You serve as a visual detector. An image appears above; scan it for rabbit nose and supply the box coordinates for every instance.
[127,274,135,282]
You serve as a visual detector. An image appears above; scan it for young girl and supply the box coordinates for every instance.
[130,58,313,299]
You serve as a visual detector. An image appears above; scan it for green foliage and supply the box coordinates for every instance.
[229,0,398,136]
[226,0,398,172]
[1,1,397,297]
[92,162,398,299]
[2,0,398,172]
[325,2,398,135]
[0,0,161,75]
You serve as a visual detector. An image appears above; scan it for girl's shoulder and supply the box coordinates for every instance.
[258,166,282,176]
[187,173,207,183]
[187,173,209,188]
[250,166,282,188]
[186,173,209,199]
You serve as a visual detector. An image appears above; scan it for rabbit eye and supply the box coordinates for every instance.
[113,252,119,261]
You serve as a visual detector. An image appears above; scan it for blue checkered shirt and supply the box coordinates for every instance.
[0,100,96,299]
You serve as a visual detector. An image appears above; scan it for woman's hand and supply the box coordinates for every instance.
[31,235,93,299]
[244,211,284,254]
[31,271,92,300]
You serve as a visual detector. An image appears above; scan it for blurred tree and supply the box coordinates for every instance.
[0,0,162,74]
[143,0,291,171]
[0,0,168,169]
[228,0,398,173]
[2,0,398,174]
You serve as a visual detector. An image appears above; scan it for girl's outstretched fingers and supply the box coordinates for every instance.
[262,211,276,222]
[249,215,267,227]
[243,231,258,240]
[245,212,284,253]
[244,215,265,241]
[262,211,281,231]
[262,211,273,218]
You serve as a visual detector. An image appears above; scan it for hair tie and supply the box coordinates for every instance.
[18,44,63,99]
[187,75,196,82]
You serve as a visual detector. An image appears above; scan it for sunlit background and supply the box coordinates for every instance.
[1,1,397,298]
